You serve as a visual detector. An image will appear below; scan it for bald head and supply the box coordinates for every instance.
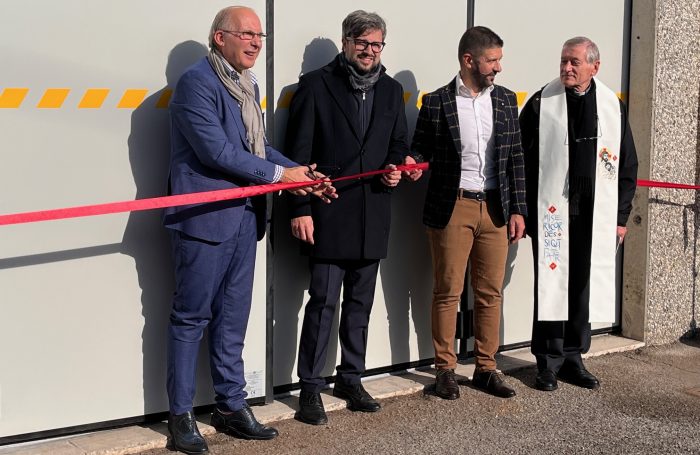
[209,6,257,50]
[208,6,264,72]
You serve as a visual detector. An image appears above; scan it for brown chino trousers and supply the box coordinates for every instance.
[426,193,508,372]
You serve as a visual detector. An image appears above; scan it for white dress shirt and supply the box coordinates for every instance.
[455,74,498,191]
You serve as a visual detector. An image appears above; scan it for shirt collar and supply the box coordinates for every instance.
[455,73,494,98]
[222,58,241,80]
[570,78,595,96]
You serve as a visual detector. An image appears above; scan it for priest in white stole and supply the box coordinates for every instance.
[519,37,638,392]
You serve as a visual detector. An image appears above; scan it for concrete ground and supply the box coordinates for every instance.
[3,335,700,454]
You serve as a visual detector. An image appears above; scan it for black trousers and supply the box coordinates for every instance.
[297,258,379,393]
[531,210,593,372]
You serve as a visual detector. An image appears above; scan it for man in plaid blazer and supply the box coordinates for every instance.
[412,26,527,400]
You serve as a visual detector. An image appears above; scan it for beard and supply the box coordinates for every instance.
[470,64,496,91]
[349,52,379,74]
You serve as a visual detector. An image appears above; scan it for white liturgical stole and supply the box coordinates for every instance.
[537,77,621,322]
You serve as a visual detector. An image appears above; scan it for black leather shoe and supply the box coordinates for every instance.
[557,365,600,389]
[297,390,328,425]
[333,381,381,412]
[211,406,279,440]
[435,369,460,400]
[168,411,208,454]
[472,370,516,398]
[535,369,558,391]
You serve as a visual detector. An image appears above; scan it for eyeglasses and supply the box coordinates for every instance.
[347,37,386,52]
[565,114,602,144]
[220,30,267,41]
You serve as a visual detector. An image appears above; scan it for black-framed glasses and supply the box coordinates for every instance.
[347,37,385,52]
[220,29,267,41]
[565,114,602,144]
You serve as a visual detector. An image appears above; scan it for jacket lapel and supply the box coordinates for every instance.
[363,75,389,144]
[204,59,251,148]
[440,80,461,154]
[490,85,506,165]
[225,97,251,148]
[322,66,362,142]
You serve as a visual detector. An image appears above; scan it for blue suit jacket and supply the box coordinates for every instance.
[164,58,297,242]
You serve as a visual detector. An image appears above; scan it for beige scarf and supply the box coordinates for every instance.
[207,49,266,158]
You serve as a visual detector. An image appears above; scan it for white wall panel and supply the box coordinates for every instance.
[475,0,628,98]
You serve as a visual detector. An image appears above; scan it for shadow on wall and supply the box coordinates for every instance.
[271,38,340,387]
[379,70,433,364]
[121,40,209,414]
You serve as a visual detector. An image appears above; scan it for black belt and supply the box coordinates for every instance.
[458,189,489,201]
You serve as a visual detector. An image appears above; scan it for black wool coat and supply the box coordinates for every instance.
[284,55,409,260]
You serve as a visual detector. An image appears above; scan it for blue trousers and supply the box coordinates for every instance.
[167,208,257,415]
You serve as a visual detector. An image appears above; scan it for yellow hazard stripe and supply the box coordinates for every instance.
[0,88,30,108]
[0,88,269,111]
[277,90,295,109]
[37,88,70,108]
[117,89,149,108]
[78,89,110,108]
[155,89,172,108]
[0,87,628,110]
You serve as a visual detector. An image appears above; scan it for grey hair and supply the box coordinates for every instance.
[342,10,386,40]
[209,6,251,49]
[563,36,600,63]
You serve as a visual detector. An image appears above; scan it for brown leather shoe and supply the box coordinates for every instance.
[435,369,460,400]
[472,370,516,398]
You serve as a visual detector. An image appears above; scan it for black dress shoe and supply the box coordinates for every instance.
[472,370,516,398]
[557,365,600,389]
[168,411,208,454]
[333,381,381,412]
[435,369,460,400]
[297,390,328,425]
[535,369,558,391]
[211,406,279,440]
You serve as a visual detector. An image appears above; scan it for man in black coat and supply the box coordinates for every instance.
[284,10,421,425]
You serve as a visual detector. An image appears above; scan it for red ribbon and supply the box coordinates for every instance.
[0,162,429,226]
[1,165,696,227]
[637,179,700,190]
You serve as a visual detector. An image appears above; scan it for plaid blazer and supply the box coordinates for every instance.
[412,79,527,229]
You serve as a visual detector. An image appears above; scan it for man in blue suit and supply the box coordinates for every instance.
[163,6,334,454]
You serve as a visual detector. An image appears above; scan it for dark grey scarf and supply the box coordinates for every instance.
[338,52,382,92]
